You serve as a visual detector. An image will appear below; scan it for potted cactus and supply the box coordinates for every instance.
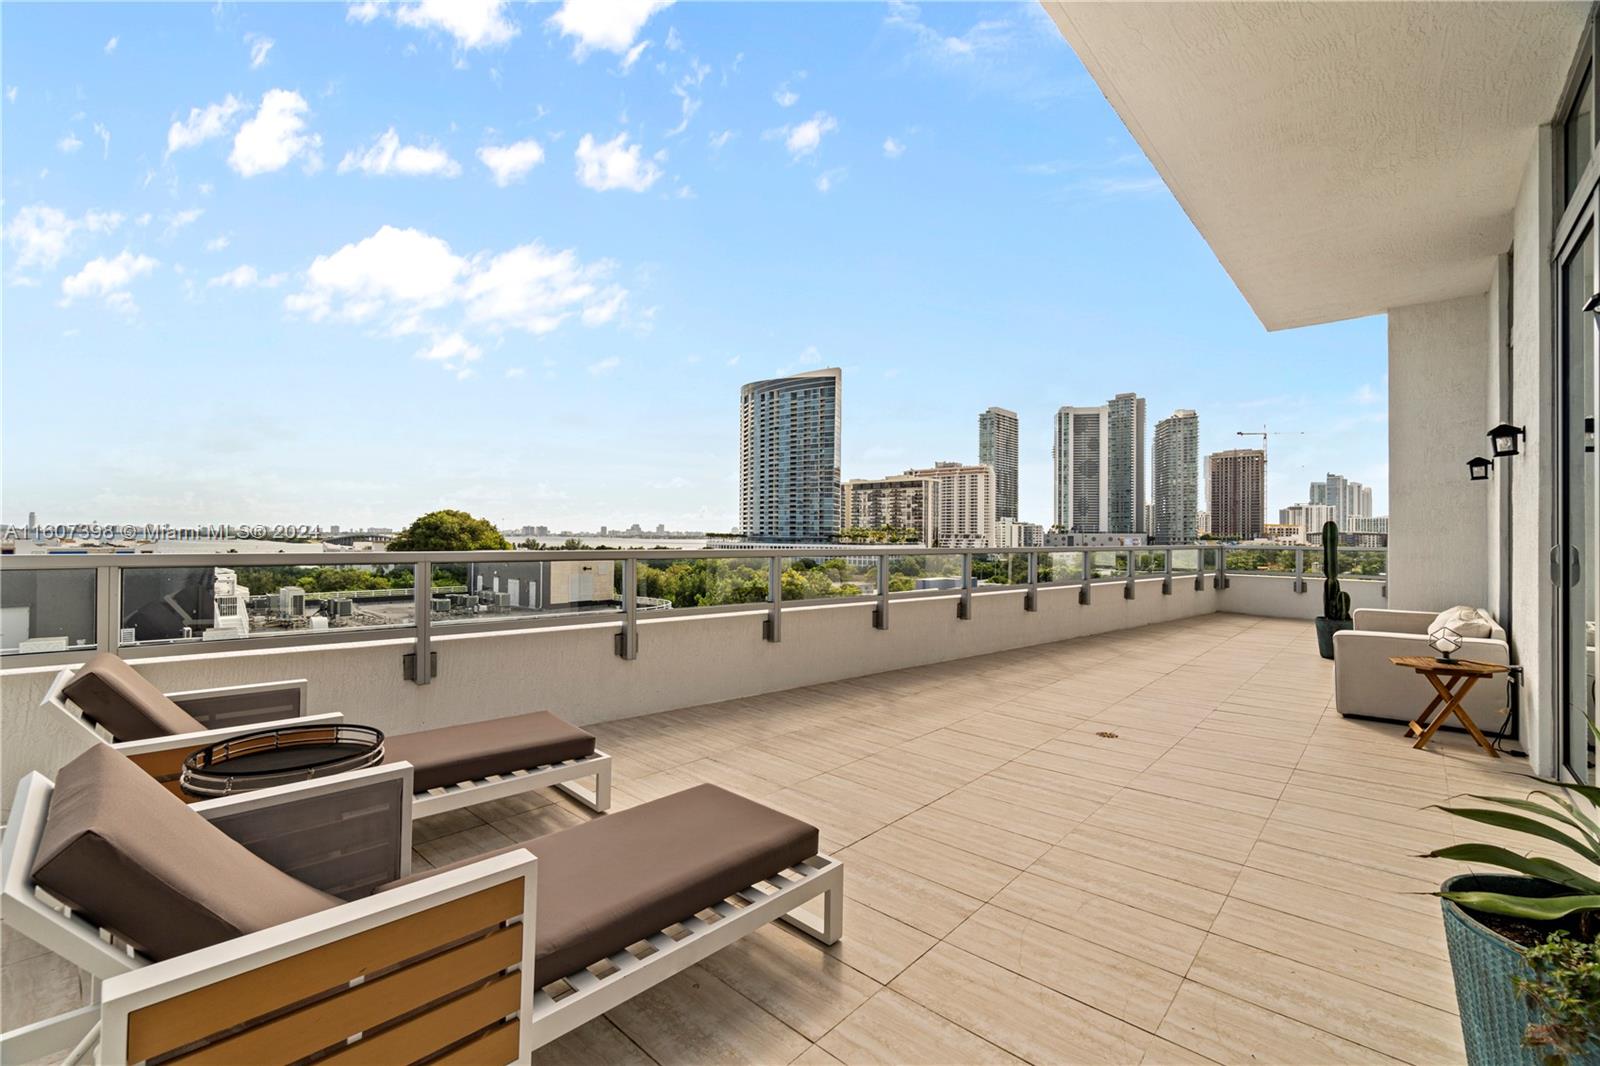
[1314,520,1351,659]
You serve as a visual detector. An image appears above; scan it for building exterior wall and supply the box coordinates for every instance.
[1053,405,1109,531]
[1207,449,1266,539]
[738,368,843,542]
[1387,294,1492,614]
[1106,393,1147,533]
[978,407,1019,522]
[843,476,938,544]
[907,463,996,548]
[1153,409,1199,543]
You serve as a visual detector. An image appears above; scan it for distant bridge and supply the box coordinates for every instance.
[323,532,396,545]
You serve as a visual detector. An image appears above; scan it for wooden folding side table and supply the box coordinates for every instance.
[1388,656,1507,757]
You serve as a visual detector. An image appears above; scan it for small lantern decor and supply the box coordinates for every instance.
[1467,456,1492,481]
[1487,424,1524,458]
[1429,626,1463,663]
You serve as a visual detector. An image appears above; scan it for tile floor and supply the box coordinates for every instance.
[4,614,1537,1064]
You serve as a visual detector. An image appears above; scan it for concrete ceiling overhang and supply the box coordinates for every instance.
[1044,1,1591,330]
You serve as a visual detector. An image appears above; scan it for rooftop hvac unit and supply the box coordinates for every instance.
[334,599,354,617]
[431,597,450,612]
[450,594,471,608]
[494,592,511,608]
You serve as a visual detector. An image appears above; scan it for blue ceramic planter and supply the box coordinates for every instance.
[1441,874,1600,1066]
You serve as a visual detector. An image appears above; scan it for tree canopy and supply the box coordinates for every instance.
[388,509,511,552]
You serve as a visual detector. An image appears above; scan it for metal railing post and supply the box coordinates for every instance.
[957,553,972,620]
[874,553,890,629]
[1194,547,1206,592]
[1162,547,1173,595]
[1025,551,1039,612]
[1214,547,1229,590]
[764,555,782,643]
[617,557,639,659]
[1294,547,1306,594]
[411,561,433,684]
[1079,550,1092,605]
[1124,549,1136,600]
[96,564,118,653]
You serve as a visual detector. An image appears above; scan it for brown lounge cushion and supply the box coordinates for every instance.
[30,744,338,961]
[384,711,596,792]
[388,784,819,986]
[60,652,205,741]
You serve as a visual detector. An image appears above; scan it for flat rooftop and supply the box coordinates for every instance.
[3,614,1523,1063]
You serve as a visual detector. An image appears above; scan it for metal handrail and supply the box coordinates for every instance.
[0,542,1387,673]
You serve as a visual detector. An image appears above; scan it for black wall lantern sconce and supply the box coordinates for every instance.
[1468,456,1493,481]
[1487,423,1525,458]
[1584,292,1600,313]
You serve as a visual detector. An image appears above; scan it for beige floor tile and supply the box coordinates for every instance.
[696,923,881,1042]
[819,899,939,985]
[607,965,811,1066]
[845,824,1019,900]
[891,944,1153,1065]
[532,1017,654,1066]
[944,905,1182,1031]
[413,821,517,867]
[819,989,1024,1066]
[988,871,1207,976]
[833,850,987,938]
[1183,935,1464,1063]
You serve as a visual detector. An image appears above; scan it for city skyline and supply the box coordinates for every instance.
[2,2,1389,532]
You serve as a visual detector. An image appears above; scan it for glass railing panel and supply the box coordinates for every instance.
[970,553,1028,587]
[883,552,963,594]
[120,564,417,647]
[434,559,625,624]
[1171,549,1200,575]
[782,555,878,600]
[1133,550,1166,575]
[1225,549,1297,574]
[637,556,769,608]
[1,568,96,656]
[1338,550,1387,581]
[1089,551,1127,579]
[1042,552,1085,584]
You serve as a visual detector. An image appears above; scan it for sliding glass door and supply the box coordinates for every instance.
[1558,212,1598,782]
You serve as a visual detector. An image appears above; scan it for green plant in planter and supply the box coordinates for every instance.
[1428,719,1600,1063]
[1516,933,1600,1066]
[1322,520,1350,623]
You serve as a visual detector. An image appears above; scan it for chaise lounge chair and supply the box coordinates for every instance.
[0,744,843,1064]
[42,652,612,815]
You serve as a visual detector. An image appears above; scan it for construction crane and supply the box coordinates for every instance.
[1235,426,1307,469]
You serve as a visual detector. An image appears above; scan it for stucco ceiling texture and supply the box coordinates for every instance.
[1046,1,1591,330]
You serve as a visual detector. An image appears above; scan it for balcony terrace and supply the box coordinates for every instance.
[5,611,1521,1065]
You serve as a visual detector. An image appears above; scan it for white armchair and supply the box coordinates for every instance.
[1333,608,1511,732]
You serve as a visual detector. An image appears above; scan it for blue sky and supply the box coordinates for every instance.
[1,0,1388,532]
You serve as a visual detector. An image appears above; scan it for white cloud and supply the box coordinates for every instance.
[5,87,16,103]
[1353,383,1382,405]
[230,89,322,176]
[164,207,204,235]
[548,0,672,58]
[587,355,620,375]
[574,132,661,192]
[619,40,650,71]
[93,122,111,158]
[205,235,229,252]
[665,57,709,137]
[247,34,274,69]
[167,95,246,156]
[358,0,519,50]
[57,133,82,154]
[815,167,846,193]
[417,332,481,363]
[60,251,157,309]
[287,226,628,363]
[773,84,798,108]
[477,139,544,186]
[664,27,682,51]
[883,136,905,159]
[770,112,837,159]
[339,127,461,178]
[505,366,526,378]
[4,205,123,270]
[708,129,735,151]
[208,264,286,289]
[104,36,118,54]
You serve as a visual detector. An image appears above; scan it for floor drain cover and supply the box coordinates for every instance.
[1095,731,1119,739]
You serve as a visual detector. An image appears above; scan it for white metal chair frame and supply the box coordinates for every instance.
[0,766,843,1063]
[41,665,613,816]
